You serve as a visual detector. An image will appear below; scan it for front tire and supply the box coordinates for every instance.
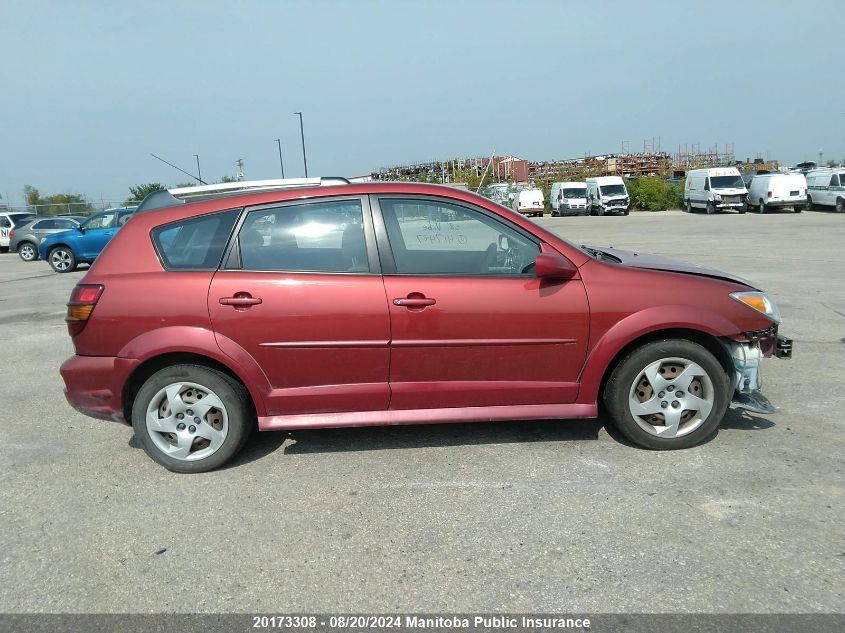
[806,196,814,210]
[685,200,692,213]
[49,246,77,273]
[603,339,730,450]
[132,364,254,473]
[18,242,38,261]
[706,202,715,215]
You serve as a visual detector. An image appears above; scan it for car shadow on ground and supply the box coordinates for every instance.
[225,408,776,466]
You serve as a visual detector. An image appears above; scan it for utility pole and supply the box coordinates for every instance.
[193,154,202,184]
[294,111,308,177]
[235,159,244,181]
[274,139,285,178]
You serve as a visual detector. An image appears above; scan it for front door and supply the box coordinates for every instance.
[77,210,118,259]
[373,195,590,410]
[208,196,391,416]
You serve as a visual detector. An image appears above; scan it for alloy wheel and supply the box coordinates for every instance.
[19,243,36,261]
[51,249,72,271]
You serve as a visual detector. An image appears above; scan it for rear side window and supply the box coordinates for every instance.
[153,209,240,270]
[236,199,367,273]
[831,175,841,187]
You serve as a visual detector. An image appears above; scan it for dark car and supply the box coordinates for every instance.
[9,216,85,261]
[38,207,136,272]
[59,178,792,473]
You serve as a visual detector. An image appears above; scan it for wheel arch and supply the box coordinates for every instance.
[577,307,740,406]
[121,351,259,423]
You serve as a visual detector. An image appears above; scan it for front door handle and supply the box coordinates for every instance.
[393,295,436,307]
[220,293,263,307]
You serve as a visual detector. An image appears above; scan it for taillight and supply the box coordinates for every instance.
[66,284,104,336]
[767,191,772,198]
[8,230,14,239]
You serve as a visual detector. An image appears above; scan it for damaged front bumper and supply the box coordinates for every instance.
[722,331,793,414]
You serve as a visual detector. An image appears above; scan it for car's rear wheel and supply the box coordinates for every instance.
[49,247,77,272]
[18,242,38,261]
[837,198,844,213]
[132,364,254,473]
[603,339,730,449]
[794,205,803,213]
[758,200,766,214]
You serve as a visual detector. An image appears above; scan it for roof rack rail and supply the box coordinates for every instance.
[136,177,351,213]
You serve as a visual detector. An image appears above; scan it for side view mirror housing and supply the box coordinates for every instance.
[535,252,578,280]
[76,225,85,233]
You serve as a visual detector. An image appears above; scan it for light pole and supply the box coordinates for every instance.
[294,111,308,177]
[274,139,285,178]
[193,154,202,184]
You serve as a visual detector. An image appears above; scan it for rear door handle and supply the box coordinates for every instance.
[220,294,262,307]
[393,297,436,307]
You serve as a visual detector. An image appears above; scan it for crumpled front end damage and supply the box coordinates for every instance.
[722,329,793,414]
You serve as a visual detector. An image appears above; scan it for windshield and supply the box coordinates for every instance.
[710,175,744,189]
[599,184,626,196]
[562,188,586,199]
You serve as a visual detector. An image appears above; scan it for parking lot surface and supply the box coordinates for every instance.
[0,209,842,613]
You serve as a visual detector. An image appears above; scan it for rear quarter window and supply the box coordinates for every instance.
[152,209,240,270]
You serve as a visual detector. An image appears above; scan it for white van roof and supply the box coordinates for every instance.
[688,167,741,177]
[586,175,624,184]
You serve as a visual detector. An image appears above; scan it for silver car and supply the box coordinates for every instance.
[9,216,85,261]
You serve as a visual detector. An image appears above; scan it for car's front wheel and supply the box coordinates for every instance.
[132,364,254,473]
[49,246,77,272]
[603,339,730,449]
[18,242,38,261]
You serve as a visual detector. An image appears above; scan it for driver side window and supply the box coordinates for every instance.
[84,212,116,230]
[379,198,539,276]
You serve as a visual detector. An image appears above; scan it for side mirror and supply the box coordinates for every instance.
[498,234,509,250]
[535,252,577,280]
[76,225,85,233]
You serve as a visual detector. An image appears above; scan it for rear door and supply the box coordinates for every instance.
[207,195,391,416]
[373,195,590,410]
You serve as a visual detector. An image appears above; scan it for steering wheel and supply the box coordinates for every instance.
[503,245,524,273]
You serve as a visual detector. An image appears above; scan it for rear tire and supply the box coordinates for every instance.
[794,205,803,213]
[758,200,766,214]
[837,198,844,213]
[49,246,77,273]
[603,339,730,450]
[18,242,38,261]
[132,364,254,473]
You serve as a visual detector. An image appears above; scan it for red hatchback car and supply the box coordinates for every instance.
[60,178,792,472]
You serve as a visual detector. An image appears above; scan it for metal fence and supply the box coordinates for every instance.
[0,201,142,216]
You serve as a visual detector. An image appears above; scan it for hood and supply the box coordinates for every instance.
[586,245,757,288]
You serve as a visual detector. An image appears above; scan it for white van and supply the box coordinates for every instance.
[684,167,748,214]
[585,176,629,216]
[745,173,807,213]
[806,168,845,213]
[550,182,588,216]
[512,188,545,217]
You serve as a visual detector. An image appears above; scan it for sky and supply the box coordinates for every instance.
[1,0,843,205]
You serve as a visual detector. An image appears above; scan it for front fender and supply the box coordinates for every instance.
[117,326,270,416]
[576,305,741,405]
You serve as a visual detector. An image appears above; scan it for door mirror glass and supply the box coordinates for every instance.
[535,252,577,280]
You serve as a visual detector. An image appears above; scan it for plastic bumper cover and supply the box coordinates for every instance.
[60,355,140,423]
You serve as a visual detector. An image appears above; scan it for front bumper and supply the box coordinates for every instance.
[60,354,140,424]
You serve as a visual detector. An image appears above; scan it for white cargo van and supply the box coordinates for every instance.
[746,173,807,213]
[550,182,588,216]
[585,176,629,216]
[684,167,748,214]
[806,168,845,213]
[512,188,545,217]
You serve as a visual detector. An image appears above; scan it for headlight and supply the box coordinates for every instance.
[730,291,781,324]
[714,193,722,201]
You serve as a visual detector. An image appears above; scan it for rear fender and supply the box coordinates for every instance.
[577,305,740,405]
[117,326,270,416]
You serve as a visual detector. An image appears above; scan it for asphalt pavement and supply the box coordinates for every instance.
[0,208,842,614]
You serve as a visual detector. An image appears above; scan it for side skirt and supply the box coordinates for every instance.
[258,403,598,431]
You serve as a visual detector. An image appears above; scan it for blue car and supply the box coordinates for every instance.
[39,206,137,272]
